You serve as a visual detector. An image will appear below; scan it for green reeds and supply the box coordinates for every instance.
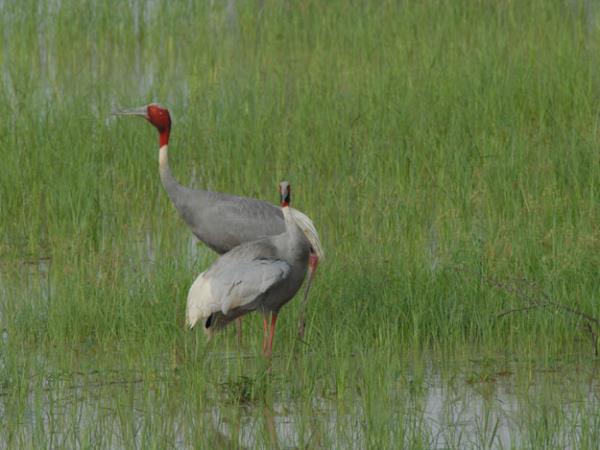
[1,0,599,447]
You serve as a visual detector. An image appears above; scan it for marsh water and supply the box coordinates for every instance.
[3,247,599,448]
[2,350,600,449]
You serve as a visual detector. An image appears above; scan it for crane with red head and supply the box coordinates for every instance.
[114,103,322,342]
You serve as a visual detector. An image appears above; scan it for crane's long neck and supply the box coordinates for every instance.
[158,129,184,200]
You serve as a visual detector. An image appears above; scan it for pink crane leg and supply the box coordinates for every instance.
[309,252,319,273]
[297,252,319,340]
[265,313,278,357]
[262,315,269,354]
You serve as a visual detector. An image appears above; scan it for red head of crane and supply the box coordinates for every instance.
[117,103,172,146]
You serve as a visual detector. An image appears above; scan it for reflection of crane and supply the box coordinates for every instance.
[114,104,322,338]
[186,182,308,357]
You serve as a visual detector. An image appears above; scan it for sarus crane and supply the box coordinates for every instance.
[186,181,309,356]
[113,104,323,339]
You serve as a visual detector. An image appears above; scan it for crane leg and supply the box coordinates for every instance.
[309,252,319,272]
[297,253,319,340]
[265,313,278,357]
[262,314,269,354]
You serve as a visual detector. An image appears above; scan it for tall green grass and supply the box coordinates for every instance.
[1,0,600,447]
[1,0,598,356]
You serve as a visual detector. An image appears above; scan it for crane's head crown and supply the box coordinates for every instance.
[279,181,291,208]
[145,104,171,133]
[113,103,172,147]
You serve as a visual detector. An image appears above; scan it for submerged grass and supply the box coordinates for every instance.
[1,0,600,447]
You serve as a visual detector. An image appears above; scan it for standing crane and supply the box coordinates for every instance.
[186,181,309,356]
[113,104,322,338]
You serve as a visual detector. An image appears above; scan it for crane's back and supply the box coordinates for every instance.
[173,188,286,254]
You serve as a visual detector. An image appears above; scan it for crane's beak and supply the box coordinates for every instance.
[112,106,148,119]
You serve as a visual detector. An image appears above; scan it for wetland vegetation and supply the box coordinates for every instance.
[1,0,599,447]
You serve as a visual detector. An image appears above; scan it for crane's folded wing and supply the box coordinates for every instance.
[213,259,291,315]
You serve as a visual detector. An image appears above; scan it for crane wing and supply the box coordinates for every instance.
[186,257,291,329]
[214,258,291,314]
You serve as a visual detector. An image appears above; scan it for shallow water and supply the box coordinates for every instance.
[1,223,599,448]
[2,354,599,449]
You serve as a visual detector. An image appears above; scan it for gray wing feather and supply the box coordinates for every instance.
[209,258,291,314]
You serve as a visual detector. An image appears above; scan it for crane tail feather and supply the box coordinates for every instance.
[290,208,324,260]
[186,271,218,336]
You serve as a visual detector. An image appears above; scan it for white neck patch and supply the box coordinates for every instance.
[159,145,168,168]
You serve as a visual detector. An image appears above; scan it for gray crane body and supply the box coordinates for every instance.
[115,104,322,260]
[114,105,322,353]
[161,163,287,254]
[186,190,309,333]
